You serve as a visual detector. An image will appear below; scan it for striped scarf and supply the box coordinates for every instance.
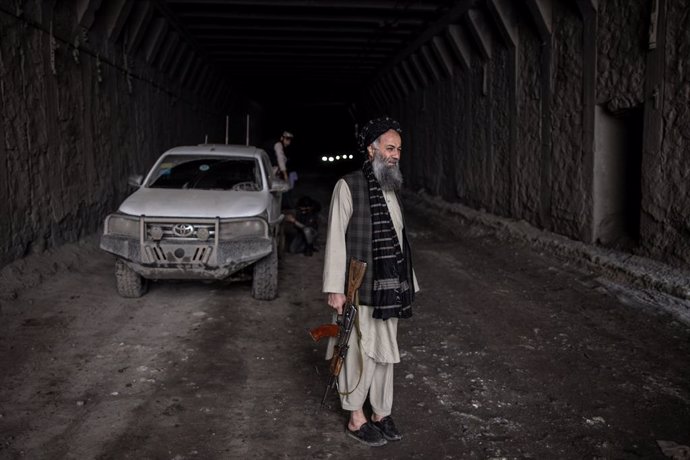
[363,160,413,320]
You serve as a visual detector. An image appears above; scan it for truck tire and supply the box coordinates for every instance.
[115,259,148,298]
[252,242,278,300]
[277,224,286,258]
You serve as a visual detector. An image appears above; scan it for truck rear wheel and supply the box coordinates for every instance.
[115,259,148,298]
[252,242,278,300]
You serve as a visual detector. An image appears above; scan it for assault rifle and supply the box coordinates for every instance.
[309,257,367,408]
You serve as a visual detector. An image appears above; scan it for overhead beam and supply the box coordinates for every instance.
[165,0,440,10]
[216,66,376,74]
[445,24,472,71]
[204,43,396,52]
[223,64,376,71]
[187,25,412,35]
[393,68,410,95]
[210,83,225,106]
[371,81,387,107]
[213,51,387,58]
[369,85,386,110]
[410,52,430,87]
[192,65,210,93]
[465,9,493,60]
[179,54,197,86]
[486,0,519,48]
[106,0,133,42]
[376,79,394,106]
[378,0,474,78]
[145,17,168,64]
[196,36,401,45]
[168,43,190,78]
[384,72,405,101]
[210,82,223,101]
[524,0,553,39]
[177,12,424,25]
[431,35,454,77]
[384,75,400,103]
[401,59,419,92]
[421,44,441,81]
[574,0,598,13]
[185,58,205,89]
[196,69,213,95]
[156,30,179,71]
[76,0,103,30]
[206,77,222,101]
[127,1,153,53]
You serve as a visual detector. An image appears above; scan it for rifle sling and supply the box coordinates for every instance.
[337,291,364,397]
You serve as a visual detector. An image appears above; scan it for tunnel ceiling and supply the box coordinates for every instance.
[159,0,478,107]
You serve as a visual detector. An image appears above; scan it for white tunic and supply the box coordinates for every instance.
[273,141,287,173]
[322,179,418,364]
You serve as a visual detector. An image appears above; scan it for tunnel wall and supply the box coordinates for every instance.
[641,0,690,267]
[386,0,690,269]
[0,1,233,268]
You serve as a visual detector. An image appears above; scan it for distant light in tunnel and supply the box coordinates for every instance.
[321,154,354,162]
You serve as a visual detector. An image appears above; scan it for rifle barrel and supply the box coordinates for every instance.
[320,375,335,407]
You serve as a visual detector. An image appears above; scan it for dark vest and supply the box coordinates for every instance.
[343,170,413,306]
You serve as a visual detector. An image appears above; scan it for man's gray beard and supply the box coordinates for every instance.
[372,151,403,191]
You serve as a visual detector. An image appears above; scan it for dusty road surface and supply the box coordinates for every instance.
[1,175,690,459]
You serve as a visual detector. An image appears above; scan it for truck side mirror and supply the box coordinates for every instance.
[270,178,290,193]
[128,174,143,188]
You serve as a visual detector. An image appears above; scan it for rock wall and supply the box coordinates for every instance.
[386,0,690,269]
[597,0,647,112]
[640,0,690,266]
[0,2,230,268]
[548,2,585,239]
[514,20,542,225]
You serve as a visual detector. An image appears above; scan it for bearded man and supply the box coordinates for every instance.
[322,117,419,447]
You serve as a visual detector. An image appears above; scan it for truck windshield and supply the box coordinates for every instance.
[147,155,262,191]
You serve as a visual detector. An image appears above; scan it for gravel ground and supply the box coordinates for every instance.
[1,175,689,459]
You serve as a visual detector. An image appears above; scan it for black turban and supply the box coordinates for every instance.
[357,117,402,153]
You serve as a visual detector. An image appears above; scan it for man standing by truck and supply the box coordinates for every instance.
[322,117,419,447]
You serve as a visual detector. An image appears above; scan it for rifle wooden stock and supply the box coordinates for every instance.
[309,323,339,342]
[316,257,367,407]
[345,258,367,305]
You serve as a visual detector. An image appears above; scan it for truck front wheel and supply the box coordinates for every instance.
[251,242,278,300]
[115,259,148,298]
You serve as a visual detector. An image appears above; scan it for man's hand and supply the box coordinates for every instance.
[327,292,346,315]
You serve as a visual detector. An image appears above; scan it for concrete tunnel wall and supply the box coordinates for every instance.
[362,0,690,270]
[0,1,247,269]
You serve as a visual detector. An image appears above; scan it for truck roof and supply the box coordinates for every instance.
[162,144,265,158]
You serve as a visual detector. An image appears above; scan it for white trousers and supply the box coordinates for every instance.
[338,326,394,416]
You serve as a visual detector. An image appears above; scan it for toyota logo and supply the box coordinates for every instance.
[172,223,194,237]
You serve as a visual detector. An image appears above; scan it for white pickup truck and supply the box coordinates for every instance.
[100,144,289,300]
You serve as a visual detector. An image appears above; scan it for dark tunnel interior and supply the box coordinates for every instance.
[2,1,690,457]
[155,0,467,165]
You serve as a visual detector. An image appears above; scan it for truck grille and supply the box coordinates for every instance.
[146,223,216,242]
[144,244,212,264]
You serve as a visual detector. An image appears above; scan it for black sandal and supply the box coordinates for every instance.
[372,416,402,441]
[346,422,388,447]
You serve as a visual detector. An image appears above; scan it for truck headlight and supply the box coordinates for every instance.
[218,219,267,240]
[105,215,139,238]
